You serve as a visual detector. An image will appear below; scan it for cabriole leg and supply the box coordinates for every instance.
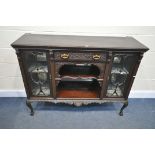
[119,100,128,116]
[26,100,34,116]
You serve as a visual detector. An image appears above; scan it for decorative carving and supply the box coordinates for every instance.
[54,52,106,61]
[28,99,128,107]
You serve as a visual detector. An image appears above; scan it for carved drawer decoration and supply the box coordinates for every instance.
[54,51,106,61]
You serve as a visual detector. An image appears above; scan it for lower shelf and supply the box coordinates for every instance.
[57,89,99,98]
[56,79,101,98]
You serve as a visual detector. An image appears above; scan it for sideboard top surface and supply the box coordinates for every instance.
[11,33,149,52]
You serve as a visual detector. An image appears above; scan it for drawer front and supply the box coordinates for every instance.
[54,51,106,61]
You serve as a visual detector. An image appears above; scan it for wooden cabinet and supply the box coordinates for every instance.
[11,34,149,116]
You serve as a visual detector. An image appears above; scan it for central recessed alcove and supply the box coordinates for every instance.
[57,79,101,98]
[59,64,100,77]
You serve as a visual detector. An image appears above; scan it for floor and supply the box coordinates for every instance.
[0,98,154,129]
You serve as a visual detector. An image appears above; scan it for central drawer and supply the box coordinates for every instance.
[54,51,107,62]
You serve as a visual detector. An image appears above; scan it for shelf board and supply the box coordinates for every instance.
[57,89,100,98]
[60,74,99,78]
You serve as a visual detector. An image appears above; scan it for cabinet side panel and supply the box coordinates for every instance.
[124,53,144,99]
[16,50,30,98]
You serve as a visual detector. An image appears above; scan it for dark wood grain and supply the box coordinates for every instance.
[124,53,144,99]
[100,52,113,99]
[57,89,100,98]
[16,50,31,98]
[11,34,149,115]
[11,33,149,52]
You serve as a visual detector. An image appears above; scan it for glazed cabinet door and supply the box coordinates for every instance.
[106,53,139,98]
[21,50,52,97]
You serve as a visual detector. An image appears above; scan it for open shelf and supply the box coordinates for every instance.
[56,79,101,98]
[59,64,100,78]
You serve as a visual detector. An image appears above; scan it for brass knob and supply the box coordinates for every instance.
[60,53,69,59]
[93,54,101,60]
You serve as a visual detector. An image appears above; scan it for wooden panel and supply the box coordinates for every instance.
[54,51,106,61]
[11,34,148,51]
[57,89,99,98]
[100,52,113,98]
[0,28,154,50]
[0,30,154,51]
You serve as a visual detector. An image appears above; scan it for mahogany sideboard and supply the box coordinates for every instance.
[11,34,149,116]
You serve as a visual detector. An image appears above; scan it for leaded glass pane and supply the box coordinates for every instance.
[106,54,138,97]
[24,51,51,97]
